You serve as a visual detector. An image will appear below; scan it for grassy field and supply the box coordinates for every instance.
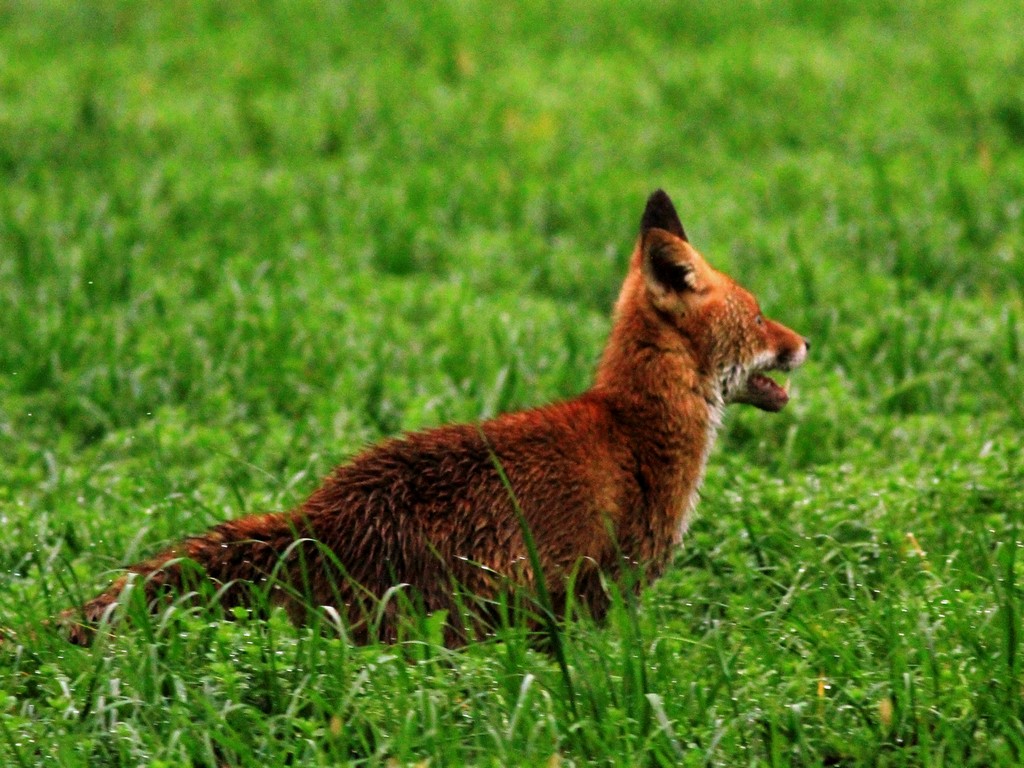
[2,0,1024,764]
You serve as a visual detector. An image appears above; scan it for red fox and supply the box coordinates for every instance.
[59,190,808,645]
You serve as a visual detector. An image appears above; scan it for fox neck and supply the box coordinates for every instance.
[593,296,725,550]
[594,276,724,420]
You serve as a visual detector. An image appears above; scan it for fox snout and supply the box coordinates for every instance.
[731,321,809,412]
[768,323,810,372]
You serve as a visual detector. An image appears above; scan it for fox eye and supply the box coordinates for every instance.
[755,314,764,326]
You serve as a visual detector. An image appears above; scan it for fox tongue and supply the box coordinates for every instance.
[739,373,790,412]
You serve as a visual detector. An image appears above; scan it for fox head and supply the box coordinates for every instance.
[604,190,809,412]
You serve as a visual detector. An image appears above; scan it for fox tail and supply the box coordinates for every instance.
[59,511,327,645]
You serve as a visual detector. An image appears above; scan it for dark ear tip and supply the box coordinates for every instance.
[647,189,672,206]
[642,190,674,225]
[640,189,688,242]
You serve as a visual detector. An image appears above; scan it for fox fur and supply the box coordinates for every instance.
[59,190,808,645]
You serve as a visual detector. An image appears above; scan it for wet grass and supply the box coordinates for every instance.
[2,0,1023,764]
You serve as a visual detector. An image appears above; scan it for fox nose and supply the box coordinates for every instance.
[803,337,811,351]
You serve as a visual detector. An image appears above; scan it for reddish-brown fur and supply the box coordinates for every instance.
[60,190,808,645]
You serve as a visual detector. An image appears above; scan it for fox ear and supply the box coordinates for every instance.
[641,229,701,305]
[640,189,688,242]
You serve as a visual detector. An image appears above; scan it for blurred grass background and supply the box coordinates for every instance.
[1,0,1023,765]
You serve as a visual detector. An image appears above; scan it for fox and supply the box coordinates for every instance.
[57,189,808,646]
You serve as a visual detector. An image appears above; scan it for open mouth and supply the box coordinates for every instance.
[735,370,790,412]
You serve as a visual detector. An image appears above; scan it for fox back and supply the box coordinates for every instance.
[60,190,808,645]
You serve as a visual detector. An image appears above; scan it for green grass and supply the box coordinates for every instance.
[2,0,1024,764]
